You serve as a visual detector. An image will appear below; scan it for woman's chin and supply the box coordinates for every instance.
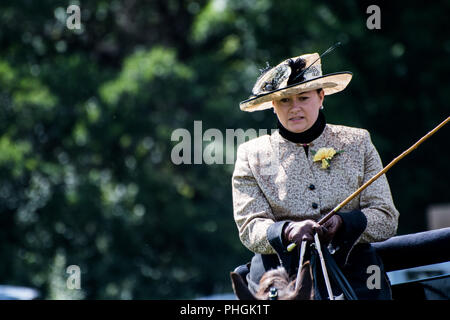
[287,122,307,133]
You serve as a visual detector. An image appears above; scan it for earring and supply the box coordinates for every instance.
[320,105,324,110]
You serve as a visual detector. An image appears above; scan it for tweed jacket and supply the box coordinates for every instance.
[232,123,400,255]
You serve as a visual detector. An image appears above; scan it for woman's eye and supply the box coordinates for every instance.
[298,96,308,101]
[280,98,290,103]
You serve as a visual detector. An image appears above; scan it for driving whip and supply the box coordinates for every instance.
[287,116,449,252]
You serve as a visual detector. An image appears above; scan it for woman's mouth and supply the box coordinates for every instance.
[289,116,305,122]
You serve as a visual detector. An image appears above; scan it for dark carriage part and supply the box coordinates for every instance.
[390,272,450,300]
[231,228,450,300]
[373,228,450,300]
[372,227,450,272]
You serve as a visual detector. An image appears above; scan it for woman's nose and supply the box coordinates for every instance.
[291,99,303,110]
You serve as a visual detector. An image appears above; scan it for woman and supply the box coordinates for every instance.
[232,52,399,299]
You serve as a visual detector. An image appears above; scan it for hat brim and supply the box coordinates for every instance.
[239,72,353,112]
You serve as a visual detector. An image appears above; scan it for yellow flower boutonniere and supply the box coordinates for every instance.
[311,147,344,169]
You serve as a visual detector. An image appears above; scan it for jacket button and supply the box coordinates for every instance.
[309,184,315,190]
[312,202,318,209]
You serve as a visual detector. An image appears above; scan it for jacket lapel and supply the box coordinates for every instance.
[270,130,310,178]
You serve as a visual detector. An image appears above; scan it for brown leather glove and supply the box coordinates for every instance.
[283,219,324,244]
[321,215,343,244]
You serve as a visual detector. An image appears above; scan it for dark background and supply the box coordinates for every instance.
[0,0,448,299]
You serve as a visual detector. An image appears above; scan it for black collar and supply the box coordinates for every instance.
[277,111,326,144]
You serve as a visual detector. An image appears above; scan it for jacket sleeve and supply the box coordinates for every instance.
[359,130,400,243]
[232,142,278,254]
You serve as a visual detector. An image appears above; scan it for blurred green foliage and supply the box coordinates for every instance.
[0,0,448,299]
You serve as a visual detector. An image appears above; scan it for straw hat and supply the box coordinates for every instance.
[240,51,352,112]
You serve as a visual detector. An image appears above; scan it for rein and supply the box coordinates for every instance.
[269,234,336,300]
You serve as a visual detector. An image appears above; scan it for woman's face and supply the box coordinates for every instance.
[272,89,325,133]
